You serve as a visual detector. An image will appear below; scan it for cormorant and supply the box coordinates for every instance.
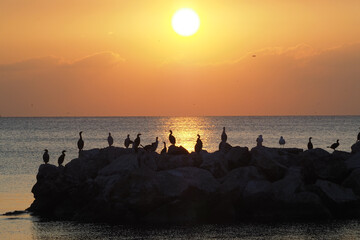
[328,139,339,151]
[195,134,203,153]
[221,127,227,142]
[279,136,285,148]
[161,142,167,154]
[143,137,159,152]
[107,132,113,147]
[58,150,66,166]
[133,133,141,152]
[151,137,159,151]
[124,134,133,148]
[169,130,176,145]
[43,149,49,164]
[77,131,84,152]
[256,135,263,147]
[308,137,313,150]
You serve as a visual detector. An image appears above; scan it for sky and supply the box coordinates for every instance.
[1,0,360,116]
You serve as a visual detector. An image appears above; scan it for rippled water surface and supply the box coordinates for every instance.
[1,116,360,239]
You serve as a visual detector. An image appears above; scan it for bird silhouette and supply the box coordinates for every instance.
[161,142,167,154]
[307,137,313,150]
[256,135,263,147]
[124,134,133,148]
[195,134,203,153]
[107,132,113,147]
[57,150,66,166]
[169,130,176,145]
[221,127,227,142]
[43,149,49,164]
[77,131,84,153]
[279,136,286,148]
[133,133,141,152]
[328,139,339,151]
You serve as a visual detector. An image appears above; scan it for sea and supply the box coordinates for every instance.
[1,116,360,239]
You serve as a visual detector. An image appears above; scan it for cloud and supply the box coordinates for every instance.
[0,44,359,116]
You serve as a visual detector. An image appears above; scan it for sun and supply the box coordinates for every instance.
[172,8,200,37]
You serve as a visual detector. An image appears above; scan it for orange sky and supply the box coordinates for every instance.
[1,0,360,116]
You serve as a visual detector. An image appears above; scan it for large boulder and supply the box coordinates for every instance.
[156,153,201,171]
[167,145,189,155]
[200,151,228,178]
[343,168,360,196]
[301,149,348,184]
[270,167,303,202]
[345,152,360,172]
[314,180,359,204]
[220,166,266,198]
[250,147,288,181]
[225,146,251,169]
[351,141,360,154]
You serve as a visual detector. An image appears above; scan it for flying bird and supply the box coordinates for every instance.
[57,150,66,166]
[161,142,167,154]
[221,127,227,142]
[43,149,49,164]
[279,136,286,148]
[307,137,313,150]
[107,132,114,147]
[328,139,339,151]
[169,130,176,145]
[124,134,133,148]
[195,134,203,153]
[77,131,84,152]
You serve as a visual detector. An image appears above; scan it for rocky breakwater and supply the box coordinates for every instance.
[28,143,360,223]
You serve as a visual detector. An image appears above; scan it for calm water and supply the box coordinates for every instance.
[1,116,360,239]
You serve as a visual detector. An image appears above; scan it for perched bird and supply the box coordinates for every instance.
[107,132,114,147]
[161,142,167,154]
[169,130,176,145]
[357,128,360,142]
[43,149,49,164]
[57,150,66,166]
[221,127,227,142]
[195,134,203,153]
[133,133,141,152]
[77,131,84,152]
[307,137,313,150]
[279,136,286,148]
[256,135,263,147]
[124,134,133,148]
[151,137,159,151]
[328,139,339,151]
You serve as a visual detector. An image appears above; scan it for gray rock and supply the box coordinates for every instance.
[167,145,189,155]
[345,152,360,172]
[200,151,228,178]
[225,146,251,169]
[315,180,358,204]
[351,141,360,154]
[250,147,288,181]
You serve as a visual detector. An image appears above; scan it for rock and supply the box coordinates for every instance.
[220,166,265,198]
[156,153,201,170]
[243,180,272,199]
[225,146,251,169]
[219,141,232,153]
[270,167,303,202]
[98,154,139,177]
[301,149,348,184]
[250,147,288,181]
[351,141,360,154]
[167,145,189,155]
[314,180,358,204]
[345,152,360,172]
[343,168,360,196]
[200,151,228,178]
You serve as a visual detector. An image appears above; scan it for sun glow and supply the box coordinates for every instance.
[172,8,200,37]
